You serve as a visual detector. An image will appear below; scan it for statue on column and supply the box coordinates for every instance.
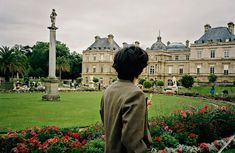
[50,9,57,28]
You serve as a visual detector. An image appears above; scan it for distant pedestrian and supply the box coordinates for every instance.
[210,86,215,96]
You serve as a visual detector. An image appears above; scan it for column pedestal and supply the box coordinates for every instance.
[42,78,60,101]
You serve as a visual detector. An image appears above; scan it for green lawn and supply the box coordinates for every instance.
[181,86,235,96]
[0,91,227,131]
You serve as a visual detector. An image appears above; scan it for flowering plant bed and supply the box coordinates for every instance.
[0,124,104,153]
[0,105,234,152]
[150,105,235,152]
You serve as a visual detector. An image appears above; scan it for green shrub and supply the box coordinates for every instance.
[84,139,104,153]
[143,80,152,89]
[138,78,146,85]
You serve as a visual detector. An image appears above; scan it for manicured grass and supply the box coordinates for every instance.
[181,86,235,96]
[0,92,228,131]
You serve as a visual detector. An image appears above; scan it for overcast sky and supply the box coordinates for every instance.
[1,0,235,52]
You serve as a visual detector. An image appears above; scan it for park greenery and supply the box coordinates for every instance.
[0,42,82,84]
[181,74,194,89]
[1,42,235,152]
[0,86,234,152]
[208,74,218,84]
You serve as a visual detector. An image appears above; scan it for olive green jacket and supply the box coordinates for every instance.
[100,80,152,153]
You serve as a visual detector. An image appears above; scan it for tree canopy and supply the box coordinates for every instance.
[208,74,217,84]
[0,41,82,82]
[181,74,194,89]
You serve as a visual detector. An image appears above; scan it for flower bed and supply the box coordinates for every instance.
[0,105,234,152]
[0,124,104,153]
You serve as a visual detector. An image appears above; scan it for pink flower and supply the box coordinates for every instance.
[213,140,220,149]
[180,110,187,119]
[176,147,183,153]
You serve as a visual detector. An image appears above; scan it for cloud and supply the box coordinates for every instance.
[0,0,235,52]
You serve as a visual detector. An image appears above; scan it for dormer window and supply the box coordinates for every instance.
[98,47,101,50]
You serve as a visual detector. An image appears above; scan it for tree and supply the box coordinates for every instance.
[157,80,164,87]
[56,56,70,80]
[93,77,99,83]
[67,51,82,80]
[29,42,49,77]
[76,77,82,85]
[0,46,27,82]
[208,74,217,84]
[29,41,71,78]
[138,78,146,85]
[181,74,194,89]
[143,80,152,89]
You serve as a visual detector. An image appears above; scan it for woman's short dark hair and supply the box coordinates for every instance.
[112,46,148,81]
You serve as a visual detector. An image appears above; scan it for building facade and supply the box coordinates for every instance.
[82,34,120,87]
[82,23,235,87]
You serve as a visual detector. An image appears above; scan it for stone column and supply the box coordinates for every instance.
[49,29,56,78]
[42,9,60,101]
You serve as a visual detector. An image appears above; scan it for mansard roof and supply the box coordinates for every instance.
[167,42,189,51]
[87,35,120,51]
[196,27,235,44]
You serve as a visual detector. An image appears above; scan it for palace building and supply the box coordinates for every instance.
[82,22,235,87]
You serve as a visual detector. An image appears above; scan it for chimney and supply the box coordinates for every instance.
[228,22,234,34]
[204,24,211,33]
[186,40,189,48]
[167,41,170,46]
[108,34,114,44]
[95,35,100,41]
[122,42,128,48]
[134,41,140,47]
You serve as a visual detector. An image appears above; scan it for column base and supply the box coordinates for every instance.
[42,77,60,101]
[42,94,60,101]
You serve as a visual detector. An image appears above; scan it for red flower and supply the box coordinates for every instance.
[39,141,49,150]
[21,131,26,136]
[72,132,80,139]
[48,136,59,144]
[8,133,17,138]
[12,143,29,153]
[188,133,198,139]
[199,108,206,114]
[69,140,82,148]
[200,105,209,114]
[28,137,40,147]
[30,131,37,137]
[199,143,209,151]
[62,135,71,143]
[82,139,87,145]
[67,131,72,135]
[154,136,161,142]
